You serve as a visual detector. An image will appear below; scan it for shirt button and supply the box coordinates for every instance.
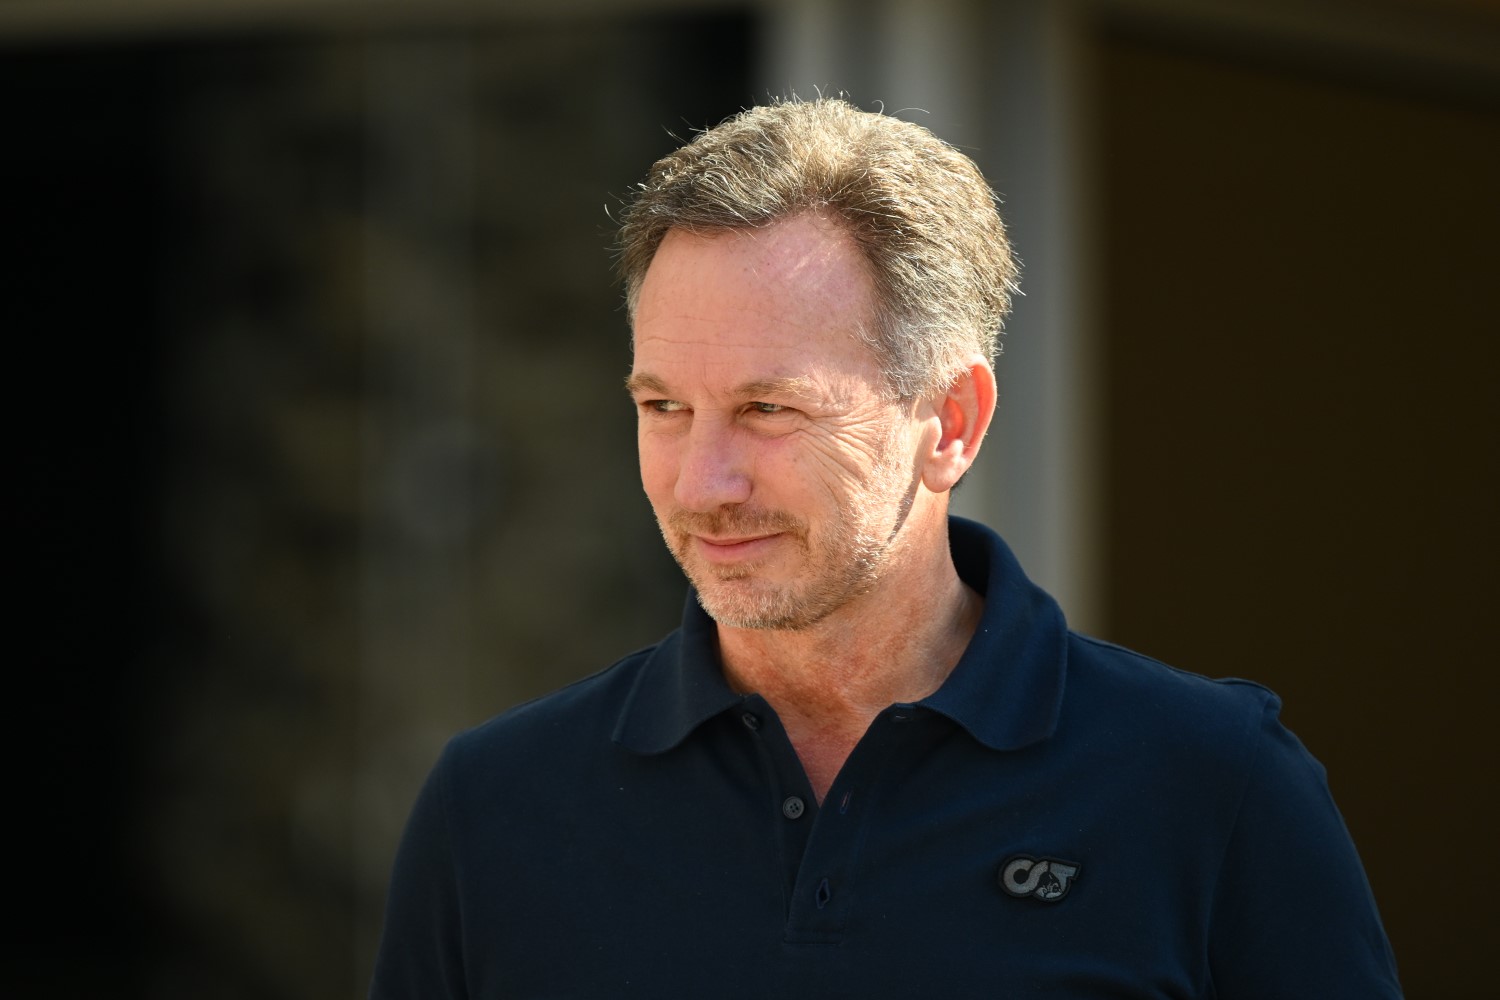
[741,712,761,731]
[782,795,806,820]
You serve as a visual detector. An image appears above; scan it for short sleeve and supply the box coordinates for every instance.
[368,746,469,1000]
[1208,696,1402,999]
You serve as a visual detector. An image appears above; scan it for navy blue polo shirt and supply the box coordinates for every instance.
[371,517,1401,999]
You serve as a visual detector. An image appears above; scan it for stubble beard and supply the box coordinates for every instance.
[661,433,918,632]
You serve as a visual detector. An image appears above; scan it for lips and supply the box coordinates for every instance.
[667,508,804,569]
[691,532,783,564]
[697,533,773,546]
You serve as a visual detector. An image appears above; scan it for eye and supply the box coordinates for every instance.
[642,399,688,413]
[748,401,786,415]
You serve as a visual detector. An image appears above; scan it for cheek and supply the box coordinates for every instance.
[636,433,677,506]
[793,431,891,498]
[755,444,845,518]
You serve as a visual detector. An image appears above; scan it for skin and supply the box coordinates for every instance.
[628,213,998,801]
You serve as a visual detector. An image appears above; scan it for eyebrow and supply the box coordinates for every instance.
[624,372,820,401]
[737,375,819,400]
[624,372,668,396]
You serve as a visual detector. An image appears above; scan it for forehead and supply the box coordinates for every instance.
[631,215,883,390]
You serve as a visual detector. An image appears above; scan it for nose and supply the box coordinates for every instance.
[673,419,752,512]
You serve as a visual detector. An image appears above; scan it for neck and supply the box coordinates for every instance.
[716,512,983,800]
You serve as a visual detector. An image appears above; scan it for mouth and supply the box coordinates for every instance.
[690,532,784,564]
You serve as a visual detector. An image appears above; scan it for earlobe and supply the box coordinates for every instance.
[921,359,997,494]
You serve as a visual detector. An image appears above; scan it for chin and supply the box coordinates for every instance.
[691,576,814,632]
[697,599,816,632]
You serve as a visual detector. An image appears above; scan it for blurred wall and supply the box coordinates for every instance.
[1095,23,1499,996]
[8,9,751,998]
[6,1,1496,997]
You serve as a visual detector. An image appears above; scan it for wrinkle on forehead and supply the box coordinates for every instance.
[629,214,887,407]
[633,215,875,335]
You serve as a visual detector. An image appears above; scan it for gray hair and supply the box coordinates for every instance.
[617,97,1019,399]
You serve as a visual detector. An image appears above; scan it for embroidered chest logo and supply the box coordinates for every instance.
[1000,855,1082,902]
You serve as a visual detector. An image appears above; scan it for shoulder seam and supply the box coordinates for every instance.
[455,642,663,737]
[1202,690,1280,979]
[1070,632,1274,695]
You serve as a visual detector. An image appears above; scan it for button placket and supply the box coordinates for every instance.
[735,696,821,920]
[782,707,920,943]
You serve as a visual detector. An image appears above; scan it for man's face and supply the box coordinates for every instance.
[628,214,923,631]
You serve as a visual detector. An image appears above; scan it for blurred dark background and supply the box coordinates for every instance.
[5,1,1495,997]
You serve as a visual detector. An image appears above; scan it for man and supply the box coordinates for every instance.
[371,99,1401,998]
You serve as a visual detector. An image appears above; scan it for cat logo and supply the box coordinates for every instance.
[1000,855,1081,902]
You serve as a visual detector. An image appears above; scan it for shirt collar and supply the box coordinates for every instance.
[918,516,1068,751]
[612,590,742,754]
[613,515,1068,755]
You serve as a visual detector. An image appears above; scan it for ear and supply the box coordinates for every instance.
[920,358,997,494]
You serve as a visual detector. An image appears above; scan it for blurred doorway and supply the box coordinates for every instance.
[1097,28,1499,998]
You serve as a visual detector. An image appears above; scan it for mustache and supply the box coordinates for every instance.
[667,507,806,539]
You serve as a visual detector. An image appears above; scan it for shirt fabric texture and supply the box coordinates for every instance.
[370,517,1401,999]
